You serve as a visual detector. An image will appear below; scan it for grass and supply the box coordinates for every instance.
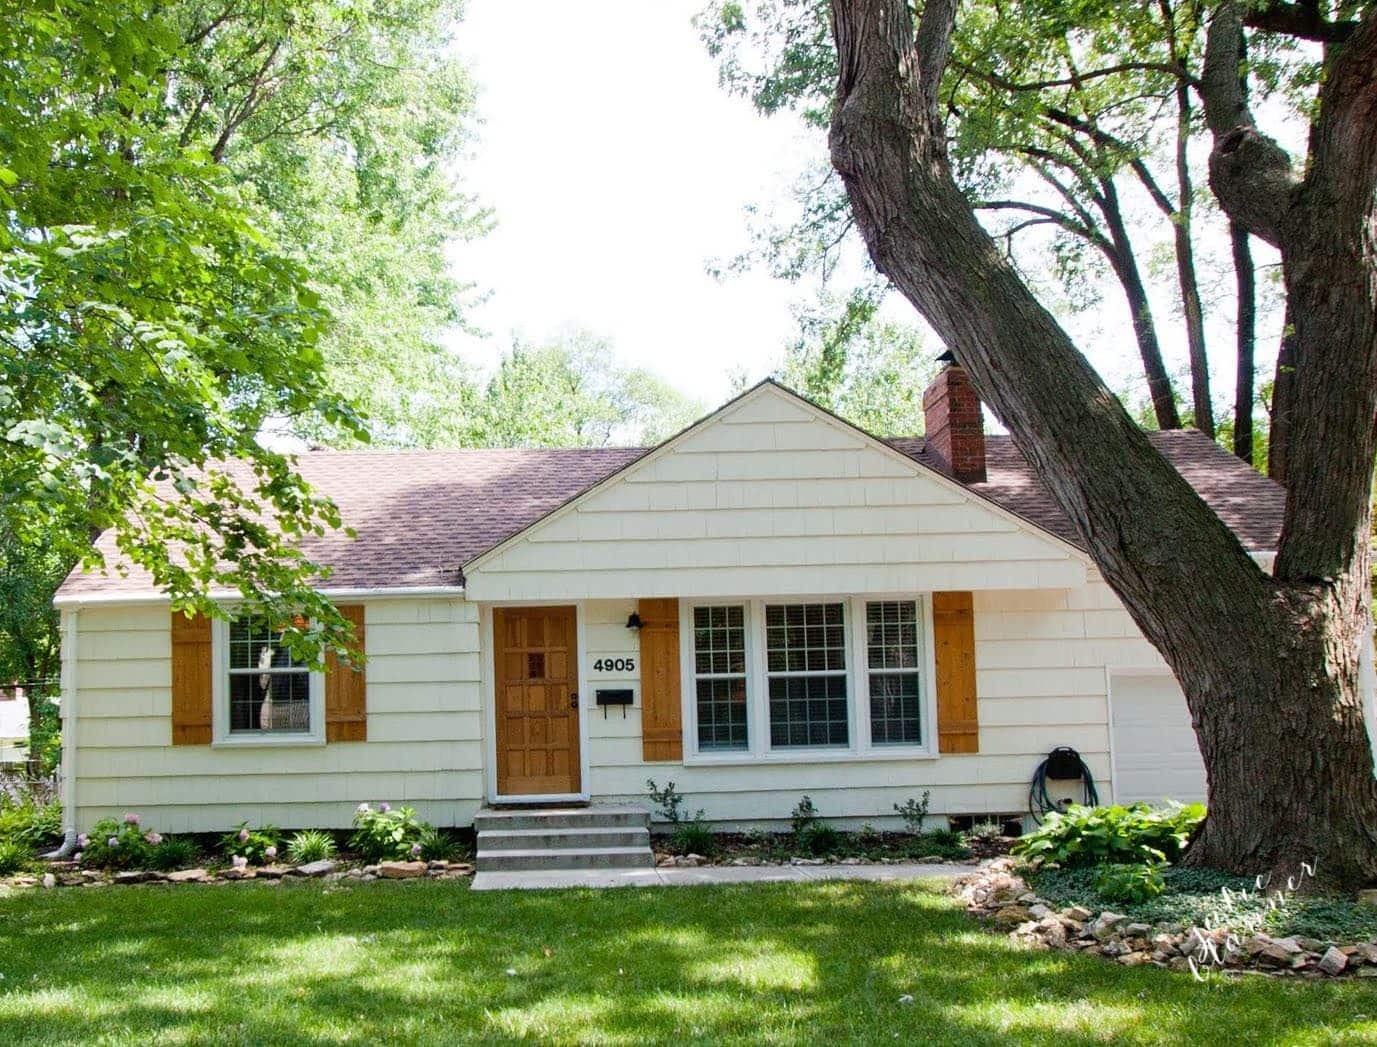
[1,879,1374,1045]
[1028,866,1377,942]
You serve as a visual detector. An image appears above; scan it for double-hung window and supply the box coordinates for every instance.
[865,601,923,745]
[765,602,849,748]
[213,614,324,744]
[692,605,749,751]
[683,596,933,760]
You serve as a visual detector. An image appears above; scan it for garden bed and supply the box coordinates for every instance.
[650,826,1011,867]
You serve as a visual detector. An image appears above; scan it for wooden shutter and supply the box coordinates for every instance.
[170,612,212,745]
[325,604,367,742]
[933,591,979,753]
[639,598,683,761]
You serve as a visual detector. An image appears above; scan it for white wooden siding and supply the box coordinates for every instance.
[70,598,485,833]
[580,583,1152,827]
[464,386,1088,601]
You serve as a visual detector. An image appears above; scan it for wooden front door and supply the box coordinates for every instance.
[494,606,581,795]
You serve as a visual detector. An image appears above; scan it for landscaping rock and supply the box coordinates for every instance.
[789,857,824,867]
[166,868,208,884]
[1062,905,1093,922]
[1272,936,1304,955]
[1124,922,1152,937]
[114,870,158,885]
[257,865,291,880]
[916,854,947,864]
[1117,952,1149,967]
[378,861,427,879]
[1027,903,1051,920]
[992,905,1033,930]
[41,873,56,889]
[1319,947,1348,976]
[1255,943,1296,968]
[292,860,338,878]
[1038,918,1067,948]
[219,867,256,881]
[1088,912,1128,941]
[1357,889,1377,908]
[58,874,85,887]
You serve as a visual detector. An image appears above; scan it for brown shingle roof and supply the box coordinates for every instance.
[57,428,1283,598]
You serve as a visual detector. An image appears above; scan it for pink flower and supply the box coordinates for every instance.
[107,837,119,848]
[232,855,248,870]
[123,813,140,825]
[77,834,89,848]
[379,802,391,813]
[237,828,250,843]
[265,845,277,859]
[145,832,162,846]
[356,803,370,814]
[74,851,83,863]
[410,843,422,858]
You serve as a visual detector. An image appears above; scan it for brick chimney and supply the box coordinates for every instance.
[922,352,986,483]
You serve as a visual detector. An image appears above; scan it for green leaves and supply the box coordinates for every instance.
[1012,802,1205,868]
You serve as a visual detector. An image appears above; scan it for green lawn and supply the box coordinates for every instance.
[1,879,1373,1045]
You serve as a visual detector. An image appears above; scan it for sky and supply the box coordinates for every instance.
[450,0,811,406]
[449,0,1283,417]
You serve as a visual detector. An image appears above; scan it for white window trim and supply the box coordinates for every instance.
[210,616,326,748]
[678,594,940,766]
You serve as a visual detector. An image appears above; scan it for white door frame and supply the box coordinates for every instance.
[480,600,592,805]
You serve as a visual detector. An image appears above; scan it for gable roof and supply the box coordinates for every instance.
[56,383,1286,600]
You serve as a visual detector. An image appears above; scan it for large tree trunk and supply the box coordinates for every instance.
[1231,223,1256,464]
[827,0,1377,887]
[1268,308,1297,485]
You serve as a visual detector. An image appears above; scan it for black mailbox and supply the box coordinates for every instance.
[595,689,634,706]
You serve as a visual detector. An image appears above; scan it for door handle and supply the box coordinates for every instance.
[569,692,579,709]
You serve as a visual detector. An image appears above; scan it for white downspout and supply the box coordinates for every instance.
[1362,623,1377,771]
[43,607,79,858]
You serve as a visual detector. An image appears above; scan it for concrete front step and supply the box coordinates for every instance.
[478,825,650,852]
[477,846,657,872]
[473,804,649,833]
[474,805,654,872]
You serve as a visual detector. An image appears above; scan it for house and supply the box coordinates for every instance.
[52,366,1289,839]
[0,687,29,766]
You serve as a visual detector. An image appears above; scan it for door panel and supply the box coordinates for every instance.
[494,606,580,795]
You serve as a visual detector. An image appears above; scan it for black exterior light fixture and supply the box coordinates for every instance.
[625,612,643,630]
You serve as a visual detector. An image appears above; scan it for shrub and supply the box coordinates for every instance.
[1094,861,1166,904]
[893,792,931,834]
[790,795,819,837]
[671,818,716,857]
[219,822,282,866]
[148,836,200,872]
[0,838,31,875]
[286,830,338,865]
[646,779,694,825]
[904,828,971,861]
[417,825,458,862]
[1011,802,1203,868]
[797,823,844,856]
[350,802,428,862]
[78,814,160,869]
[0,794,62,848]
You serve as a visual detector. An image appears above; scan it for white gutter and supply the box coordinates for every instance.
[43,608,79,858]
[53,584,466,609]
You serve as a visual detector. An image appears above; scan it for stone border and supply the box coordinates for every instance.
[955,858,1377,978]
[2,858,474,891]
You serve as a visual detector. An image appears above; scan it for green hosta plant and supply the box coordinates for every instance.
[78,814,163,869]
[286,830,338,865]
[148,836,200,872]
[350,803,428,862]
[219,823,282,866]
[1012,803,1204,868]
[0,795,61,848]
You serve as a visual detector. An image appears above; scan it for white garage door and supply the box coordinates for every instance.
[1110,672,1207,805]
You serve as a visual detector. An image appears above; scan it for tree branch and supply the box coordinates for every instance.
[1244,1,1357,42]
[1199,3,1298,247]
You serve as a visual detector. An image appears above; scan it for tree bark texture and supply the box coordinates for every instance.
[1268,310,1296,485]
[1171,77,1214,435]
[827,0,1377,887]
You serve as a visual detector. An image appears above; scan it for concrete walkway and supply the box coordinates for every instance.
[471,860,971,891]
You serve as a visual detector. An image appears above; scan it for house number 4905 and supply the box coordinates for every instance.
[592,657,636,673]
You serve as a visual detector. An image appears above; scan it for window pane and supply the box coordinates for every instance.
[769,675,848,748]
[866,601,919,670]
[764,603,846,673]
[229,615,307,672]
[693,605,746,675]
[696,677,748,751]
[869,672,921,744]
[229,669,311,733]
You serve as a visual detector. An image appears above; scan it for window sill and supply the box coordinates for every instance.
[212,733,326,750]
[683,746,938,767]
